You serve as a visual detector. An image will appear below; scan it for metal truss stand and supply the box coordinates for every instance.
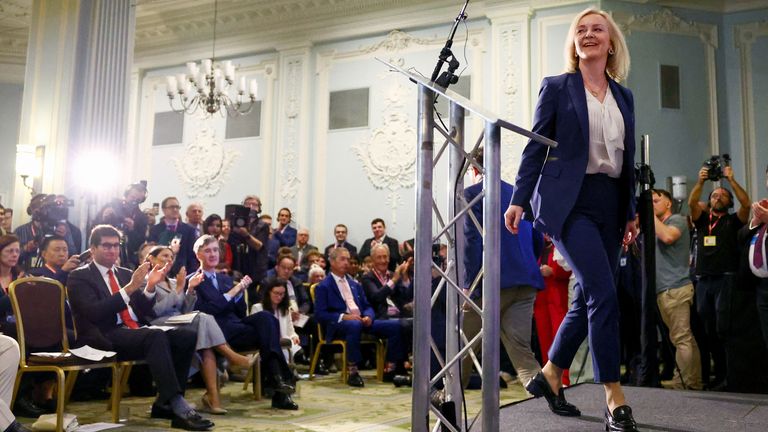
[377,59,556,432]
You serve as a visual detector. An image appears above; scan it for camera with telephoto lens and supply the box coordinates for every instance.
[703,154,731,181]
[31,194,71,241]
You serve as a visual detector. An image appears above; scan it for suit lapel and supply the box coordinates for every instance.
[89,263,112,298]
[566,72,590,150]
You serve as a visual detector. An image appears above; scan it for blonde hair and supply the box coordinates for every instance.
[564,7,630,82]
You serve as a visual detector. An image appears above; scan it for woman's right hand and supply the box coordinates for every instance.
[504,205,524,234]
[175,266,187,294]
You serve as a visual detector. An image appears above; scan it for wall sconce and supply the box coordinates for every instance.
[15,144,43,195]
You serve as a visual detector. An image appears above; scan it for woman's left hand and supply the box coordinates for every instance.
[623,220,638,246]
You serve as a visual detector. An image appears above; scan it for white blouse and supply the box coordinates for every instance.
[585,86,625,178]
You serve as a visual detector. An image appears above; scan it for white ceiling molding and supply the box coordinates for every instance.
[735,19,768,199]
[617,8,720,158]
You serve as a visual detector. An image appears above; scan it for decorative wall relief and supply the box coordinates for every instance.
[280,57,303,202]
[496,20,527,183]
[352,81,416,224]
[172,120,239,198]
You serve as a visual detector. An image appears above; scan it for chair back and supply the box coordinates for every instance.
[9,277,69,364]
[308,283,325,341]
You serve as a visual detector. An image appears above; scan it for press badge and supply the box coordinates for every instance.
[620,257,627,267]
[703,236,717,247]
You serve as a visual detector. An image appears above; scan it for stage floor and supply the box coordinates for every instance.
[498,383,768,431]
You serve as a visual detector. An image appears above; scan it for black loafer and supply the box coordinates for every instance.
[271,375,296,394]
[525,371,581,417]
[605,405,638,431]
[272,393,299,410]
[170,410,214,431]
[347,372,365,387]
[150,403,174,420]
[12,397,45,418]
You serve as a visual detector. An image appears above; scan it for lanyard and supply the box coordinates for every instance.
[708,212,722,235]
[372,268,389,286]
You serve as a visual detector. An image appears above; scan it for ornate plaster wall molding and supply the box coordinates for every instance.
[172,121,239,198]
[616,8,720,158]
[735,20,768,198]
[359,30,436,54]
[279,56,304,202]
[352,81,417,224]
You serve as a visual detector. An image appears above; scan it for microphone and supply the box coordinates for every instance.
[430,0,470,89]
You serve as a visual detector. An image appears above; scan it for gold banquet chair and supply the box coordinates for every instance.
[9,277,123,432]
[308,284,385,383]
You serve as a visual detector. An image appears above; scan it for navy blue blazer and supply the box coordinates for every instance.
[191,272,250,341]
[314,273,374,340]
[464,181,544,292]
[511,72,636,240]
[148,221,199,275]
[274,226,297,247]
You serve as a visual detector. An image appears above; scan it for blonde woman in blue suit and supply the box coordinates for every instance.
[505,8,639,431]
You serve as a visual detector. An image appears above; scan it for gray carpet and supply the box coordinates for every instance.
[498,383,768,431]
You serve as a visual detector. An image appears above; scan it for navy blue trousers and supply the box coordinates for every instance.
[330,319,403,364]
[550,174,622,383]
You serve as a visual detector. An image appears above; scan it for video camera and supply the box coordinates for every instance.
[703,154,731,181]
[31,194,72,238]
[225,204,251,229]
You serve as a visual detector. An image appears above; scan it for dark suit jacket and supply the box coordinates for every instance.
[359,271,412,320]
[314,273,374,340]
[148,220,199,275]
[67,263,156,350]
[358,236,401,271]
[30,265,70,286]
[192,272,249,341]
[274,225,297,247]
[324,241,358,262]
[511,72,636,239]
[464,181,544,293]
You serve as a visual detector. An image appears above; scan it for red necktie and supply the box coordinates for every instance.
[755,225,767,269]
[107,269,139,329]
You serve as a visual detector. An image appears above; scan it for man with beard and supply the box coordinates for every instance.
[688,164,751,389]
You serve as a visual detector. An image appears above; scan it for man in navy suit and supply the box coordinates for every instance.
[147,197,198,275]
[314,247,403,387]
[324,224,358,262]
[30,235,82,285]
[462,148,545,389]
[190,235,298,410]
[67,225,212,430]
[273,207,297,247]
[358,218,401,271]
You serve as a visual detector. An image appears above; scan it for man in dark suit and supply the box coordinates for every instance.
[190,235,298,410]
[67,225,213,430]
[314,247,403,387]
[30,235,82,286]
[289,228,318,269]
[359,244,411,320]
[273,207,297,247]
[147,196,198,275]
[358,218,400,271]
[324,223,358,262]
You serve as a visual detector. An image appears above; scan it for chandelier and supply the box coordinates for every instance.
[165,0,256,117]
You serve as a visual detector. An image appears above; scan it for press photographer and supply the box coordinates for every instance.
[687,156,751,390]
[227,196,269,304]
[94,181,149,268]
[13,194,81,271]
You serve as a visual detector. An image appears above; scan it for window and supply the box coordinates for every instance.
[225,101,262,139]
[329,88,369,130]
[152,111,184,146]
[660,65,680,109]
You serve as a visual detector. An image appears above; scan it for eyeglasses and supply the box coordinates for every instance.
[99,242,121,250]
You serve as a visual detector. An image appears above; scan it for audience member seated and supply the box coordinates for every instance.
[148,197,198,275]
[273,208,297,247]
[314,247,404,387]
[324,224,358,262]
[0,335,30,432]
[67,225,213,431]
[260,279,302,363]
[190,235,298,410]
[144,245,255,414]
[308,264,326,285]
[290,228,318,269]
[0,235,23,337]
[358,218,401,271]
[359,245,412,321]
[30,235,82,286]
[202,214,232,274]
